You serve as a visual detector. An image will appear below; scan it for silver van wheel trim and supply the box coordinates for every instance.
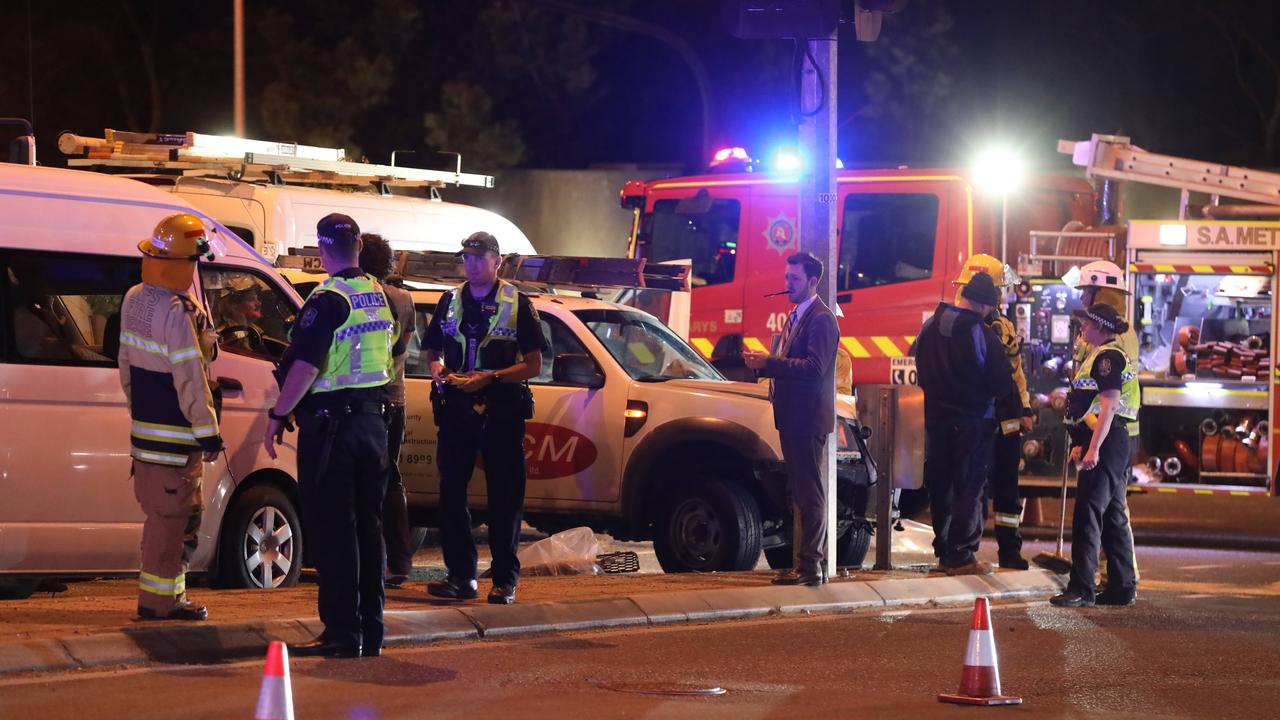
[243,505,294,588]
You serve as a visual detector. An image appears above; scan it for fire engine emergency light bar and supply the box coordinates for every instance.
[277,249,691,293]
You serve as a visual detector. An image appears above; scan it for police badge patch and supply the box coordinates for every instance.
[299,307,318,329]
[1097,357,1112,377]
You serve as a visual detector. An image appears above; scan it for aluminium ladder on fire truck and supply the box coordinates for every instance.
[1059,133,1280,217]
[58,129,494,194]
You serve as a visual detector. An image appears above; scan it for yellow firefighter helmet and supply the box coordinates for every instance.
[953,253,1019,288]
[139,213,213,261]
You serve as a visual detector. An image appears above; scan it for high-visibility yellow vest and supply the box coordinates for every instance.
[299,274,396,394]
[1070,339,1139,425]
[441,279,521,371]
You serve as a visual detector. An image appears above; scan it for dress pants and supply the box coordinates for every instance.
[925,415,994,567]
[132,454,203,613]
[437,409,527,588]
[1067,422,1137,601]
[778,433,828,574]
[382,404,414,577]
[297,410,388,650]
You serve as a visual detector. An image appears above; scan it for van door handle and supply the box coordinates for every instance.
[217,376,244,392]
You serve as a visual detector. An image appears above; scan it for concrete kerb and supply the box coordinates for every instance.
[0,569,1066,677]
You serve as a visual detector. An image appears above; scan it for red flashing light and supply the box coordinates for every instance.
[710,146,751,168]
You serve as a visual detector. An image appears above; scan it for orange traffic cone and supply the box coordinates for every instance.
[254,641,294,720]
[937,596,1023,706]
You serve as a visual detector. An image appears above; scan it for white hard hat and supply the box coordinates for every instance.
[1075,260,1129,294]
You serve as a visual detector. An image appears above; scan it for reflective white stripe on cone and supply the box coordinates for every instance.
[938,596,1023,706]
[255,641,295,720]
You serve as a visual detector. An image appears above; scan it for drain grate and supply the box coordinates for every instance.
[596,681,727,697]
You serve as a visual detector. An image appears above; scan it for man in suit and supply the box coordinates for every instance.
[743,252,839,586]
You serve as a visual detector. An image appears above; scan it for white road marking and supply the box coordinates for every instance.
[1026,605,1153,712]
[1178,564,1229,571]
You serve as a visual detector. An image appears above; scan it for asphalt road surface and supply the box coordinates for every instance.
[2,544,1277,719]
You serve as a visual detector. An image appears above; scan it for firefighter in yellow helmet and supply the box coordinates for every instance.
[118,212,221,621]
[953,254,1031,569]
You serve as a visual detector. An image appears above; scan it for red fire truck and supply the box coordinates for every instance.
[619,155,1095,388]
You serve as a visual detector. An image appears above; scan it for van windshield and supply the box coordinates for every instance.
[574,308,723,382]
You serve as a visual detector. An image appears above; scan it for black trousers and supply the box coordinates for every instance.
[779,433,828,573]
[382,404,414,577]
[437,410,527,588]
[985,429,1024,558]
[925,415,994,567]
[1068,423,1137,600]
[297,410,388,649]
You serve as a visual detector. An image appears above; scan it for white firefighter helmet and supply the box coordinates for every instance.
[1075,260,1129,294]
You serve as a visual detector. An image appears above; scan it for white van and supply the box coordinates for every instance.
[152,177,536,263]
[58,130,536,263]
[0,163,308,596]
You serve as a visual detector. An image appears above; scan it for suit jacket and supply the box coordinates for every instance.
[761,297,839,436]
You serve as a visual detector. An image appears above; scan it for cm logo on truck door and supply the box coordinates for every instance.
[523,422,598,479]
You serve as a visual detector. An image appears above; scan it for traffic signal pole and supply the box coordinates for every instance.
[797,32,838,578]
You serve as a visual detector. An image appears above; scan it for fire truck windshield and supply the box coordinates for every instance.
[641,198,740,288]
[575,308,723,382]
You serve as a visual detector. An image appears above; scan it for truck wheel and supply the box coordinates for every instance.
[653,480,762,573]
[760,521,873,570]
[218,485,302,589]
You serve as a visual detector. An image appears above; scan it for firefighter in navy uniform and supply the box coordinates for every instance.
[264,214,396,658]
[952,254,1032,570]
[424,232,546,605]
[118,213,222,621]
[1050,303,1139,608]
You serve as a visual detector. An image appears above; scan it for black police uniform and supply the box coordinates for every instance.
[424,282,545,592]
[282,267,390,651]
[1064,346,1137,604]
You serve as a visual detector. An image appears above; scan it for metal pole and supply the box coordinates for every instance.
[1000,196,1008,264]
[798,32,838,578]
[873,387,896,571]
[233,0,245,137]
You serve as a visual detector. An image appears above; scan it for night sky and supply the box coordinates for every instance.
[2,1,1277,174]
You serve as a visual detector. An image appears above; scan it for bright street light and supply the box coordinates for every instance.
[972,145,1025,196]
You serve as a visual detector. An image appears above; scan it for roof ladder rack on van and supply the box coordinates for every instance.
[276,248,691,294]
[58,129,495,191]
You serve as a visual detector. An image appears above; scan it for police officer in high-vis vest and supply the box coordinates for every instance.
[1051,303,1139,608]
[265,213,396,658]
[952,254,1032,570]
[424,232,546,605]
[119,213,222,621]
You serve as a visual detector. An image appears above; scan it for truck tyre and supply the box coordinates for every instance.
[218,485,302,589]
[762,521,873,570]
[653,479,762,573]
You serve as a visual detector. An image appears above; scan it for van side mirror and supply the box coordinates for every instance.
[553,353,604,388]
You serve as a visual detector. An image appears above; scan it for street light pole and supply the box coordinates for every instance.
[233,0,245,137]
[797,32,838,580]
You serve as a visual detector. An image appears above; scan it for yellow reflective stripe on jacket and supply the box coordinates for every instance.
[120,331,168,356]
[191,423,218,439]
[1072,340,1139,421]
[132,448,191,466]
[131,421,200,445]
[168,345,202,363]
[139,571,186,597]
